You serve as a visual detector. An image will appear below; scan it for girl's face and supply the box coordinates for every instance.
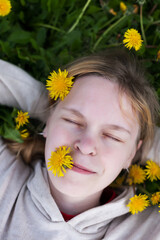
[44,75,141,199]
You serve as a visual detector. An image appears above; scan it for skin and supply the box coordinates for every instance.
[44,75,142,215]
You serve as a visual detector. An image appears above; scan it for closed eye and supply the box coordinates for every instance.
[103,134,122,142]
[62,118,83,127]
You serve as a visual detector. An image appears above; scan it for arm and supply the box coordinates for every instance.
[0,60,47,220]
[0,59,49,122]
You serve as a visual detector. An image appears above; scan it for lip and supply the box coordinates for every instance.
[71,163,96,175]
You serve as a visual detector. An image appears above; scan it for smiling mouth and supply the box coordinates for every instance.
[72,163,96,174]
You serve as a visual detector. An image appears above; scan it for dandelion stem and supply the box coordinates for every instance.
[140,4,147,45]
[137,185,151,196]
[68,0,92,33]
[93,14,127,51]
[34,23,65,33]
[132,185,136,195]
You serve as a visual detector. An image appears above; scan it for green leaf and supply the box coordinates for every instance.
[0,107,15,127]
[145,179,160,193]
[36,28,47,47]
[0,41,10,56]
[8,26,32,44]
[0,19,10,34]
[3,124,23,143]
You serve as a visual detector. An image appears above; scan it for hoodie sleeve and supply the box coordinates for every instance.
[0,59,49,122]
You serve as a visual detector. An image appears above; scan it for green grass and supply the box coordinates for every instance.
[0,0,159,88]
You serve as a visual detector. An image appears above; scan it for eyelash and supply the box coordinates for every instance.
[63,118,123,142]
[103,134,122,142]
[62,118,83,127]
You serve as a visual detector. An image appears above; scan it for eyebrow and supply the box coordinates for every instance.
[62,107,85,118]
[62,107,131,135]
[103,124,131,135]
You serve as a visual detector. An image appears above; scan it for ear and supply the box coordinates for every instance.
[124,140,143,169]
[137,140,142,151]
[42,116,51,138]
[43,126,47,138]
[42,107,56,138]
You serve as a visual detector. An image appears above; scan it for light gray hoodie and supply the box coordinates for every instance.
[0,59,160,240]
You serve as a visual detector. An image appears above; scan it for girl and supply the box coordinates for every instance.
[0,49,160,240]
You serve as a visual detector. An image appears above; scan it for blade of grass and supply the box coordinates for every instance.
[34,23,65,33]
[140,4,147,45]
[93,14,128,51]
[67,0,92,33]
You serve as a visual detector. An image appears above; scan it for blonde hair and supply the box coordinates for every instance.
[57,49,159,161]
[6,49,160,163]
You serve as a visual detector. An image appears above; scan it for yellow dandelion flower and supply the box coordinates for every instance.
[20,129,30,139]
[109,9,117,16]
[123,28,143,51]
[145,160,160,182]
[151,192,160,205]
[156,50,160,61]
[120,2,127,12]
[127,194,150,214]
[15,111,29,129]
[46,69,74,101]
[0,0,11,17]
[47,146,73,177]
[127,164,146,185]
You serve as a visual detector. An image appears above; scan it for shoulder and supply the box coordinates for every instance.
[0,137,31,200]
[105,206,160,240]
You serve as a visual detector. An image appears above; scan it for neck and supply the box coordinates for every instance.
[49,179,102,215]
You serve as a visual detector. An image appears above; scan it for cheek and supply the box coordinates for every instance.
[46,124,73,151]
[100,143,124,161]
[101,143,133,169]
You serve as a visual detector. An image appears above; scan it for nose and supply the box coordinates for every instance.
[74,133,97,156]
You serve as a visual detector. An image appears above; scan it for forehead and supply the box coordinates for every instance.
[56,75,139,129]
